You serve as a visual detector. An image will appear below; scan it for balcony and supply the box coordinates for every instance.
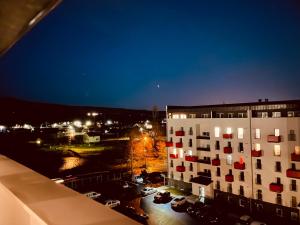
[165,141,173,147]
[185,155,198,162]
[269,183,283,193]
[223,134,233,139]
[286,169,300,179]
[291,153,300,162]
[169,154,178,159]
[190,176,212,185]
[225,174,234,182]
[197,146,210,151]
[251,150,262,157]
[267,135,281,143]
[196,135,210,140]
[224,147,232,154]
[198,159,211,164]
[0,155,138,225]
[211,159,220,166]
[175,131,185,136]
[176,166,186,172]
[234,162,245,170]
[176,142,183,148]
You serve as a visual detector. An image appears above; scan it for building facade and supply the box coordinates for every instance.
[166,100,300,223]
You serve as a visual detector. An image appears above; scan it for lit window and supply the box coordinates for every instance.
[255,129,261,139]
[226,127,232,134]
[226,155,233,165]
[215,127,220,138]
[272,112,281,118]
[188,150,192,156]
[262,112,268,118]
[179,149,183,158]
[275,129,280,137]
[172,114,179,119]
[173,148,177,155]
[274,145,281,156]
[295,146,300,155]
[180,114,187,119]
[238,128,244,139]
[255,143,261,151]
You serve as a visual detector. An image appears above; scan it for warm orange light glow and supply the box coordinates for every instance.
[239,157,244,164]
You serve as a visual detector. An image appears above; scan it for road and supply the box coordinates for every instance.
[140,193,199,225]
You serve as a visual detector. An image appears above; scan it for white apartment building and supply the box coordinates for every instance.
[166,100,300,223]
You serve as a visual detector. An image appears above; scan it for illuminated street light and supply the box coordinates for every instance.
[36,138,42,145]
[73,120,82,128]
[85,120,92,126]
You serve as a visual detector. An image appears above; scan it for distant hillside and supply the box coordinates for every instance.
[0,97,165,125]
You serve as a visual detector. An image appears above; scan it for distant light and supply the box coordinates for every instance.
[92,112,98,117]
[85,120,92,126]
[0,125,6,132]
[36,138,42,145]
[73,120,82,128]
[87,113,91,116]
[106,120,112,125]
[139,127,143,132]
[104,130,108,134]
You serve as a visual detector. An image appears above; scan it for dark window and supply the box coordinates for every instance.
[276,208,283,217]
[291,180,297,191]
[277,177,281,184]
[228,142,232,147]
[256,174,261,185]
[216,167,221,177]
[170,160,173,168]
[229,169,232,175]
[292,163,296,170]
[292,196,297,208]
[256,159,262,169]
[227,184,232,193]
[180,138,183,143]
[180,173,184,181]
[288,130,296,141]
[190,175,193,181]
[240,172,245,181]
[215,141,220,150]
[189,139,192,147]
[171,172,174,179]
[216,154,219,159]
[240,186,244,196]
[276,194,282,205]
[239,143,244,153]
[189,163,193,172]
[170,127,173,134]
[257,190,262,200]
[216,181,220,190]
[170,137,173,142]
[189,127,193,135]
[275,162,281,172]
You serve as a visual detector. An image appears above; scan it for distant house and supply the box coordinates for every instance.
[84,132,100,144]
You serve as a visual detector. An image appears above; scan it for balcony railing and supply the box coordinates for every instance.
[286,169,300,179]
[225,174,234,182]
[197,146,210,151]
[234,162,245,170]
[251,150,262,157]
[211,158,220,166]
[176,166,186,172]
[165,141,173,147]
[169,154,178,159]
[185,155,198,162]
[196,135,210,140]
[224,147,232,154]
[198,159,211,164]
[269,183,283,193]
[175,142,183,148]
[267,135,281,143]
[223,134,233,139]
[175,131,185,136]
[291,153,300,162]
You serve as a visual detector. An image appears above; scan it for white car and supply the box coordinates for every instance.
[171,196,187,209]
[141,187,157,196]
[51,178,64,184]
[84,191,101,199]
[105,199,120,208]
[133,176,143,184]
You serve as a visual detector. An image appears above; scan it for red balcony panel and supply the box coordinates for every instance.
[223,134,233,139]
[165,141,173,147]
[176,166,186,172]
[234,162,245,170]
[251,150,262,157]
[169,154,178,159]
[176,142,183,148]
[286,169,300,179]
[211,159,220,166]
[185,155,198,162]
[267,135,281,143]
[225,174,234,182]
[224,147,232,154]
[175,131,185,136]
[269,183,283,193]
[291,153,300,162]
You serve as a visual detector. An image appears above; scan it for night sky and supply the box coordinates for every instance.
[1,0,300,109]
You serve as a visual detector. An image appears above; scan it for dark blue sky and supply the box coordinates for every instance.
[1,0,300,109]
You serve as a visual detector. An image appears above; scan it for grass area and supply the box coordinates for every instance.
[48,144,113,154]
[164,187,188,196]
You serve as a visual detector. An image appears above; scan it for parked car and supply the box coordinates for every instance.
[84,191,101,199]
[51,178,64,184]
[186,201,205,217]
[133,175,143,184]
[104,199,120,208]
[154,191,171,203]
[171,196,188,210]
[141,187,157,196]
[119,206,148,224]
[195,204,212,221]
[122,182,129,189]
[236,215,253,225]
